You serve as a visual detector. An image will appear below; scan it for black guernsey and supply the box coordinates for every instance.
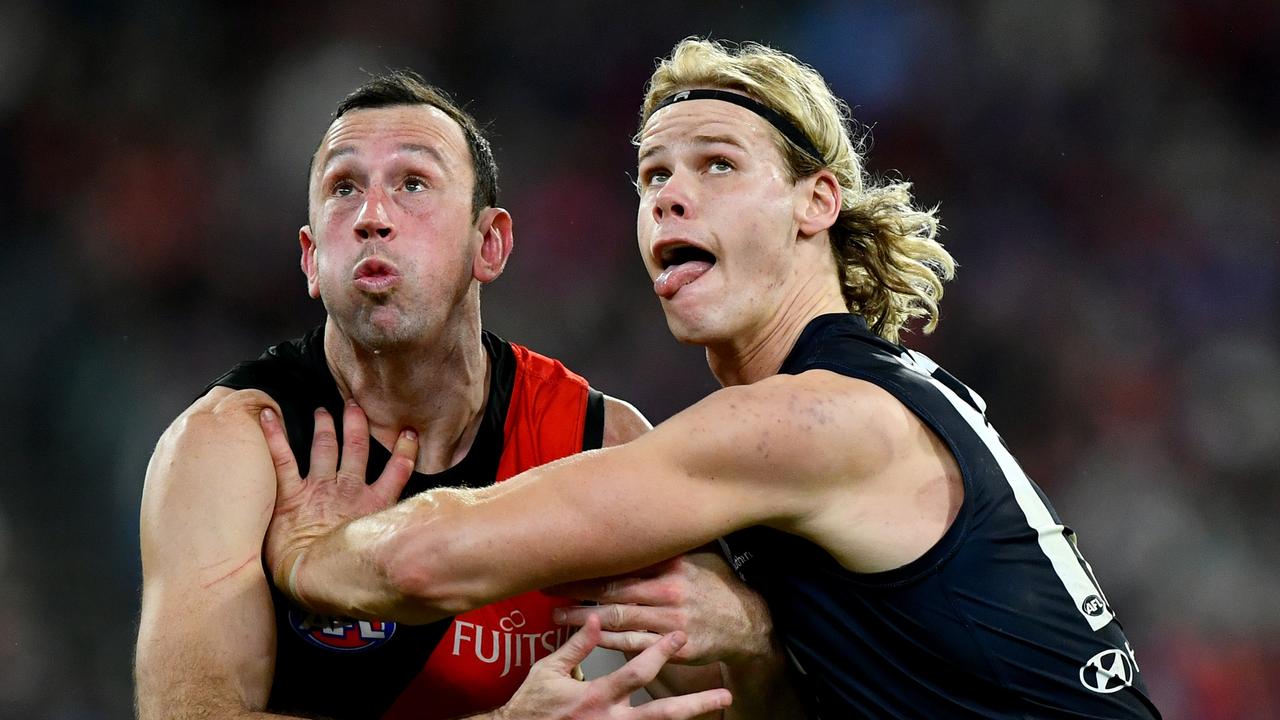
[204,326,604,719]
[719,314,1161,719]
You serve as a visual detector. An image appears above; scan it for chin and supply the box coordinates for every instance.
[337,306,422,351]
[662,306,729,348]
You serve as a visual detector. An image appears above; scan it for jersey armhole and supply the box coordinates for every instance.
[582,388,605,451]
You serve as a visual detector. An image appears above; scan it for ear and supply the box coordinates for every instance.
[796,169,841,238]
[473,208,514,283]
[299,225,321,299]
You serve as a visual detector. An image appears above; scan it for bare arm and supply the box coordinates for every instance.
[135,388,303,719]
[265,371,891,618]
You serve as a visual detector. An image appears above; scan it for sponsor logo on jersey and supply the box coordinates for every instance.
[716,538,754,581]
[1080,594,1107,617]
[450,610,570,678]
[1079,643,1139,694]
[288,608,396,652]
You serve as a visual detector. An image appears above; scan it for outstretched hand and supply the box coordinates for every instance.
[498,615,731,720]
[259,402,419,604]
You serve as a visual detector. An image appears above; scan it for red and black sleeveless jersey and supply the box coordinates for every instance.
[205,326,605,719]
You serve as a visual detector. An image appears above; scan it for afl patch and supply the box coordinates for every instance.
[288,608,397,652]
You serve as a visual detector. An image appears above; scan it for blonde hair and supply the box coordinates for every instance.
[640,39,955,343]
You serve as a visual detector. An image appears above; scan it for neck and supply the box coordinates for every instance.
[707,275,846,387]
[323,315,488,474]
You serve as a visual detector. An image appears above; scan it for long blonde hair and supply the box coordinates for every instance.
[640,39,955,343]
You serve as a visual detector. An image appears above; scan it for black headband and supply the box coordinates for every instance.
[651,88,825,165]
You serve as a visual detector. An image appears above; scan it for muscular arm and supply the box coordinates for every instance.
[278,380,804,620]
[275,370,945,625]
[135,388,302,719]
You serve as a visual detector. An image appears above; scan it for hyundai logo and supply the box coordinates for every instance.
[1079,648,1135,694]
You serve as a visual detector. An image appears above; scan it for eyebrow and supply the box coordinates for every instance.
[398,143,450,173]
[318,143,451,175]
[637,134,748,163]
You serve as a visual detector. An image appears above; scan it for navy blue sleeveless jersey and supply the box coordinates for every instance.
[719,314,1161,719]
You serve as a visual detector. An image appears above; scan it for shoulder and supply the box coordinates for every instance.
[601,395,652,447]
[147,387,283,501]
[505,340,583,384]
[161,387,280,449]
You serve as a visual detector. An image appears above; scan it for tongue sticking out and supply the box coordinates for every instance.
[654,260,713,299]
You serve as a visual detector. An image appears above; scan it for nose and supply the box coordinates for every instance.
[652,172,690,224]
[353,189,395,241]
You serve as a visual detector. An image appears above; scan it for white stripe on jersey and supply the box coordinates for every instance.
[896,349,1115,631]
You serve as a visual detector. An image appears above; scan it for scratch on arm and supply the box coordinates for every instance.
[200,554,259,589]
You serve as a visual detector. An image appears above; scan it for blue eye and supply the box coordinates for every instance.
[709,159,733,173]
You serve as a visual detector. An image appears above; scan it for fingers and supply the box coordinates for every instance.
[540,614,603,675]
[596,630,662,655]
[555,603,672,634]
[372,428,418,504]
[599,630,687,695]
[634,688,733,720]
[260,408,304,498]
[337,401,371,486]
[309,408,339,478]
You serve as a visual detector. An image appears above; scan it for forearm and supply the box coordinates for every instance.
[139,701,310,720]
[135,646,298,720]
[289,488,496,625]
[289,501,440,624]
[287,459,722,625]
[136,677,307,720]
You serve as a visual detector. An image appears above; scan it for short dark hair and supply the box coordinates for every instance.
[328,70,499,217]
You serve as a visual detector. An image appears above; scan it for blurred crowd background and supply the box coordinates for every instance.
[1,1,1277,717]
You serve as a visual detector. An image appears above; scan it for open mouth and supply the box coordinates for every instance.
[659,244,717,269]
[654,242,716,299]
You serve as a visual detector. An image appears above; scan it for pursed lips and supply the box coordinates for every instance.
[352,256,401,293]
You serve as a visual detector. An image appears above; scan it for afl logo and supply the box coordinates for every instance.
[1080,594,1107,617]
[1079,648,1135,694]
[288,608,396,652]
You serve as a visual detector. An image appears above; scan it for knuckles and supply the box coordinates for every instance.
[655,579,688,606]
[670,609,690,629]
